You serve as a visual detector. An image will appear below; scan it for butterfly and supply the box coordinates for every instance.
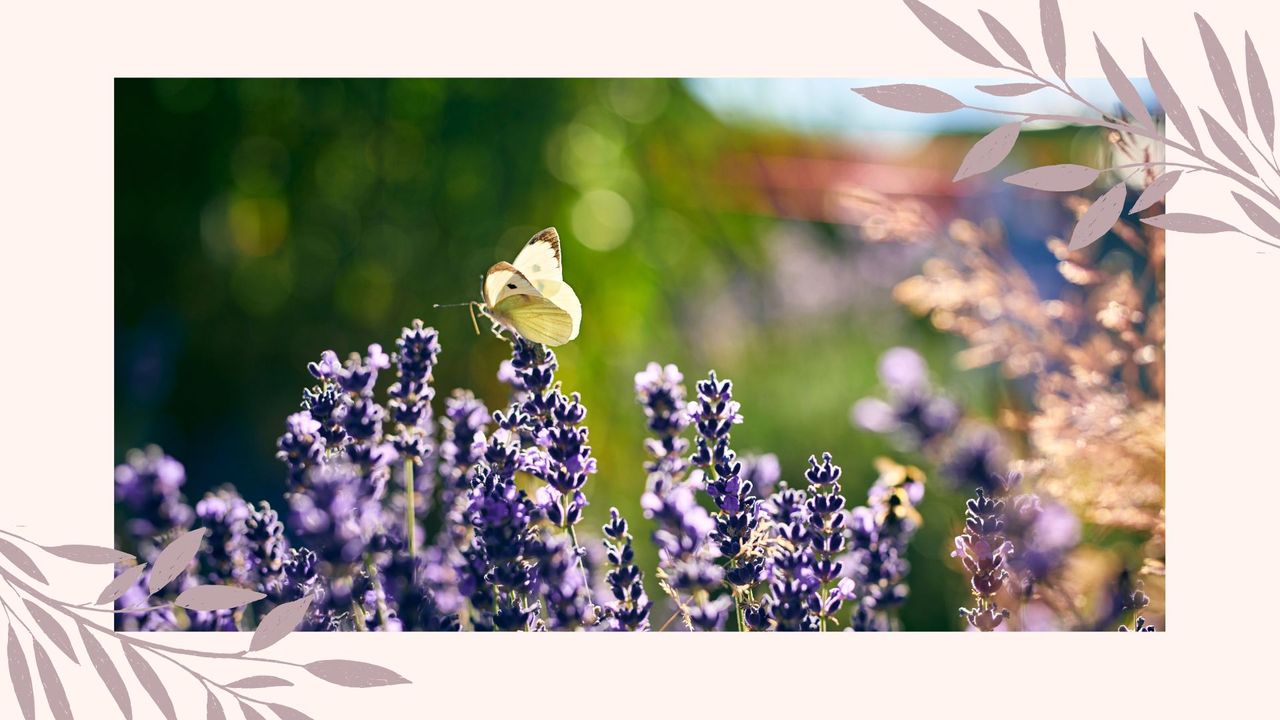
[475,227,582,346]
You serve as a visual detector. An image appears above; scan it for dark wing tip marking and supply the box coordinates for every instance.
[528,227,562,263]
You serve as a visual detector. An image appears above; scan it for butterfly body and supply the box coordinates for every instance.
[480,228,581,346]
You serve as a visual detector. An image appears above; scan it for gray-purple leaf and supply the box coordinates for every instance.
[32,641,72,720]
[7,626,35,720]
[0,538,47,584]
[147,527,206,594]
[1144,41,1200,151]
[904,0,1001,67]
[852,84,963,113]
[227,675,294,689]
[122,644,177,720]
[21,600,76,665]
[98,563,147,605]
[1232,192,1280,240]
[1141,213,1238,233]
[1244,33,1275,150]
[1094,33,1154,130]
[1196,13,1248,133]
[978,11,1031,68]
[975,82,1047,97]
[269,704,317,720]
[1069,182,1127,250]
[304,659,410,688]
[1040,0,1066,79]
[1130,171,1182,214]
[1004,164,1099,191]
[43,544,134,565]
[78,624,131,719]
[1200,109,1257,174]
[955,121,1022,181]
[207,691,227,720]
[240,702,269,720]
[174,585,265,612]
[250,594,313,652]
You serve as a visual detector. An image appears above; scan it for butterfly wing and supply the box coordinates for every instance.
[512,227,563,282]
[541,280,581,342]
[503,296,577,346]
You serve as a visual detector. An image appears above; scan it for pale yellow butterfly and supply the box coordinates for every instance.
[469,227,582,346]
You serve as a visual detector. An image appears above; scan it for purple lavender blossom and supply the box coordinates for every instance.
[937,424,1009,493]
[387,320,441,464]
[1002,494,1079,596]
[195,486,251,585]
[277,411,325,490]
[601,508,651,631]
[761,483,817,631]
[803,452,850,629]
[848,460,926,631]
[245,501,288,598]
[689,371,763,593]
[952,486,1013,632]
[114,445,193,550]
[463,428,541,631]
[635,362,691,489]
[852,347,960,448]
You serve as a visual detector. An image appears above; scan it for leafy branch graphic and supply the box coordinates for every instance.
[855,0,1280,251]
[0,527,409,720]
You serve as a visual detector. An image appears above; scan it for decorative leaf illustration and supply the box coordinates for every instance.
[975,82,1047,97]
[7,626,35,720]
[954,121,1022,181]
[147,527,206,594]
[903,0,1000,67]
[0,538,48,584]
[122,644,177,720]
[852,84,963,113]
[174,585,266,612]
[1144,41,1200,151]
[78,624,132,719]
[1130,171,1182,214]
[1232,192,1280,240]
[43,544,134,565]
[227,675,294,689]
[1004,164,1099,191]
[1040,0,1067,79]
[240,702,269,720]
[1195,13,1248,133]
[1069,182,1127,250]
[978,11,1031,68]
[1200,109,1257,174]
[98,563,147,605]
[32,641,73,720]
[207,691,227,720]
[1244,33,1275,150]
[250,594,313,652]
[304,659,411,688]
[268,704,316,720]
[1094,33,1154,130]
[21,599,77,664]
[1141,213,1238,233]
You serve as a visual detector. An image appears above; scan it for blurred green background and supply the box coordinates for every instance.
[115,78,1107,629]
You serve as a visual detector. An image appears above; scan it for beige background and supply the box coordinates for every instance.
[1,0,1276,717]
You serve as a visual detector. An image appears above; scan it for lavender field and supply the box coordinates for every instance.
[114,79,1165,631]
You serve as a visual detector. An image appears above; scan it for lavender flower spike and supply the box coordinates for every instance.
[952,487,1013,631]
[602,508,651,631]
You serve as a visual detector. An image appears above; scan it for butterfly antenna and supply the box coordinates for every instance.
[433,300,483,336]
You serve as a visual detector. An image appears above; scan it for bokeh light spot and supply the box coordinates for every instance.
[572,189,633,251]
